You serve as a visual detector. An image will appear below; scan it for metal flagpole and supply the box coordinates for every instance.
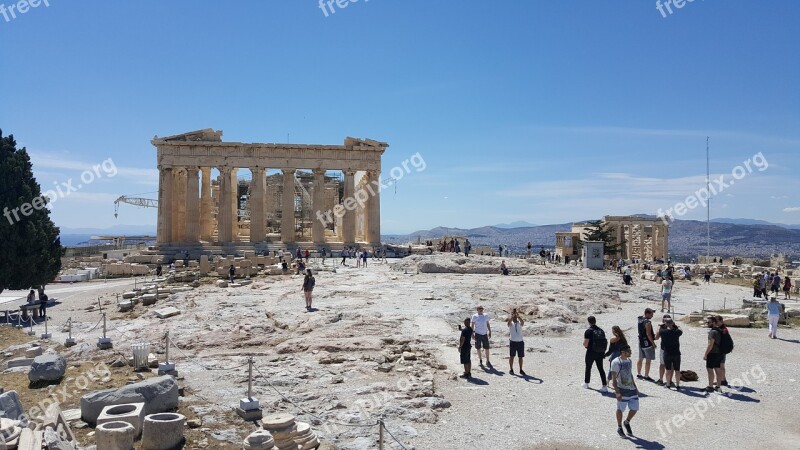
[706,137,711,261]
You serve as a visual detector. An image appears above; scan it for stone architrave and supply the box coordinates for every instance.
[281,169,296,243]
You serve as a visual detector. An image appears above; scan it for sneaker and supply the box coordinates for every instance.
[509,369,515,375]
[520,370,527,376]
[644,376,655,382]
[705,386,715,393]
[669,382,677,389]
[721,380,729,387]
[675,385,681,391]
[617,426,625,438]
[714,385,721,392]
[600,385,609,393]
[487,361,493,368]
[664,382,670,389]
[581,383,589,389]
[623,420,633,436]
[636,374,644,380]
[656,379,665,386]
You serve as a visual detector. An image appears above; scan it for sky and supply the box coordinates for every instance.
[1,0,798,235]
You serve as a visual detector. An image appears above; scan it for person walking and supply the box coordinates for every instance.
[703,316,724,392]
[507,308,526,376]
[715,315,732,386]
[38,291,49,320]
[654,314,670,386]
[471,305,492,367]
[767,293,783,339]
[156,264,163,277]
[661,277,673,312]
[771,273,782,295]
[658,318,682,390]
[464,239,471,257]
[340,249,347,266]
[784,276,793,299]
[458,318,473,379]
[228,264,236,283]
[636,308,656,382]
[610,345,639,437]
[605,326,628,381]
[302,269,315,310]
[582,316,609,392]
[704,268,712,284]
[362,250,368,268]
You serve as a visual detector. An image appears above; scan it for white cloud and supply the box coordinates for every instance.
[783,207,800,213]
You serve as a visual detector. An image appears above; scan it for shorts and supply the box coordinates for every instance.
[475,334,490,349]
[706,353,723,369]
[460,347,471,364]
[663,354,681,371]
[720,354,726,364]
[509,340,524,358]
[617,397,640,412]
[639,346,655,361]
[662,293,672,301]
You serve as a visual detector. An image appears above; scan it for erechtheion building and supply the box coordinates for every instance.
[152,129,387,250]
[555,215,669,261]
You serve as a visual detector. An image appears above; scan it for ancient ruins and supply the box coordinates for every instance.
[555,215,669,261]
[152,129,388,250]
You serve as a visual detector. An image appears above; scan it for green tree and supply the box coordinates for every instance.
[580,219,625,257]
[0,130,62,295]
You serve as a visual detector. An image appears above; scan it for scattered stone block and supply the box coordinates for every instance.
[117,301,134,312]
[153,307,181,319]
[0,390,24,420]
[243,429,275,449]
[24,346,42,358]
[28,355,67,383]
[122,292,136,299]
[80,375,179,425]
[6,358,34,369]
[215,280,228,288]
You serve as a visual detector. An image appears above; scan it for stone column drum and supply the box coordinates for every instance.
[342,170,356,245]
[141,413,186,450]
[281,169,296,243]
[95,421,136,450]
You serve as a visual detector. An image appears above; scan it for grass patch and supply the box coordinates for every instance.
[0,326,36,350]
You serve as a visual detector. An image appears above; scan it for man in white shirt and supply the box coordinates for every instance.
[507,308,526,376]
[471,305,492,367]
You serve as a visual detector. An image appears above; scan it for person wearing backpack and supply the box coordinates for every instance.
[636,309,656,382]
[715,315,734,386]
[582,316,609,392]
[302,269,316,310]
[703,316,724,392]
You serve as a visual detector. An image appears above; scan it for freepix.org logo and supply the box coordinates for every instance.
[1,0,50,24]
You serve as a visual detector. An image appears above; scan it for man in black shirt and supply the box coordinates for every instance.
[458,318,473,379]
[582,316,609,392]
[658,318,683,390]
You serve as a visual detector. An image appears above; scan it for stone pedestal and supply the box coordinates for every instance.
[141,413,185,450]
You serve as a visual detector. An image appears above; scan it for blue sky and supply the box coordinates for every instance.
[1,0,798,234]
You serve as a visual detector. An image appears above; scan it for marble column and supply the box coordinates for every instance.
[200,167,212,241]
[342,170,356,245]
[250,167,266,243]
[281,169,296,243]
[171,168,187,242]
[312,169,326,244]
[615,223,624,259]
[185,167,200,243]
[217,167,233,243]
[230,168,239,241]
[157,167,173,244]
[366,170,381,245]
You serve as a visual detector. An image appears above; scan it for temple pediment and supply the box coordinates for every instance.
[153,128,223,143]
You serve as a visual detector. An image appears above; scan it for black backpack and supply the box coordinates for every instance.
[592,327,608,354]
[719,326,734,354]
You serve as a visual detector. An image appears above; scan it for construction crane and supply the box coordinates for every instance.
[114,195,158,218]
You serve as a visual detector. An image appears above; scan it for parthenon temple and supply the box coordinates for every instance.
[555,215,669,261]
[152,129,387,249]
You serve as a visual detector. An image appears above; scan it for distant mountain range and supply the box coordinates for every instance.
[493,221,538,229]
[383,218,800,260]
[710,218,800,230]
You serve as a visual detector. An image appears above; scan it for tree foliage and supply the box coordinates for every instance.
[0,130,62,295]
[580,219,625,257]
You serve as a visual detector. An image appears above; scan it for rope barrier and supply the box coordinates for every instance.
[381,421,411,450]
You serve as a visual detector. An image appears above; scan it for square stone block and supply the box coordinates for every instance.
[154,307,181,319]
[239,398,260,411]
[97,402,146,438]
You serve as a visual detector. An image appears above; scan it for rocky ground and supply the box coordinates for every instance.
[2,253,799,449]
